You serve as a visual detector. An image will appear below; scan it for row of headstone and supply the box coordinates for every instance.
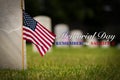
[33,16,110,50]
[54,25,110,48]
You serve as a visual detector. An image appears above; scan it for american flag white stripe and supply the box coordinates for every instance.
[24,27,50,49]
[35,29,52,45]
[23,32,41,46]
[23,27,44,46]
[23,27,48,52]
[23,35,36,45]
[23,36,45,56]
[35,45,45,56]
[24,27,52,50]
[36,26,54,42]
[37,23,55,39]
[23,36,46,55]
[23,31,47,54]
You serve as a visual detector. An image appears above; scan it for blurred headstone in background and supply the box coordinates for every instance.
[25,0,120,46]
[33,16,52,52]
[32,44,38,53]
[100,40,110,48]
[34,16,51,31]
[55,24,69,47]
[0,0,26,69]
[117,43,120,49]
[86,37,98,48]
[70,30,83,47]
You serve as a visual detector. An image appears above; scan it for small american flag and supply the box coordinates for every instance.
[23,10,56,56]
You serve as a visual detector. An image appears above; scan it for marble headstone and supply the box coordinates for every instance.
[55,24,69,47]
[0,0,26,69]
[100,40,110,48]
[86,37,98,48]
[117,44,120,49]
[70,30,83,47]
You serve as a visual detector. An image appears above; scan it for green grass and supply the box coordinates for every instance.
[0,45,120,80]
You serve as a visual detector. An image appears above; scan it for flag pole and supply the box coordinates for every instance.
[21,0,24,70]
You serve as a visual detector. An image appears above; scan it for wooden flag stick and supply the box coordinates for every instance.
[21,0,24,70]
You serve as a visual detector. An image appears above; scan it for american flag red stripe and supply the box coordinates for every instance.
[23,11,56,56]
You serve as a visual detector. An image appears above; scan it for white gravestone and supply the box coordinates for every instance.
[70,30,83,47]
[0,0,26,69]
[100,40,110,48]
[86,37,98,48]
[32,43,38,53]
[34,16,51,31]
[33,16,52,52]
[117,44,120,49]
[55,24,69,47]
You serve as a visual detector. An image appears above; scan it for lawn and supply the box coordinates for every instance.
[0,44,120,80]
